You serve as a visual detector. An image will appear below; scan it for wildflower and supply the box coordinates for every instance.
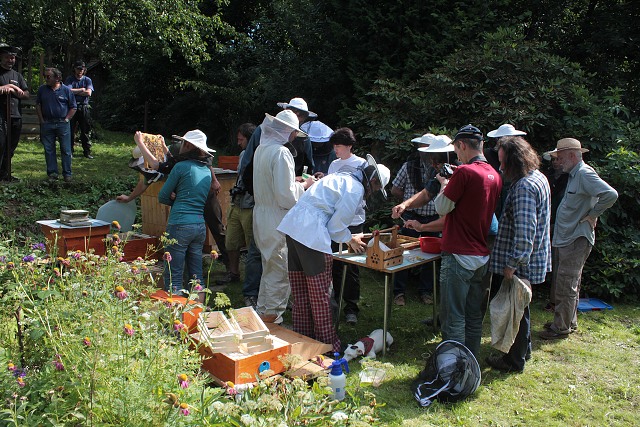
[112,233,120,243]
[0,255,5,263]
[314,354,326,368]
[136,256,144,262]
[16,377,25,388]
[173,320,186,332]
[22,254,35,263]
[8,362,16,372]
[130,266,139,274]
[193,283,203,292]
[31,242,47,251]
[179,402,190,416]
[211,250,219,259]
[59,258,70,267]
[114,285,128,300]
[53,267,61,277]
[112,220,121,230]
[7,261,15,269]
[82,290,88,297]
[226,381,237,396]
[82,337,91,347]
[53,355,64,371]
[177,373,189,388]
[240,414,255,426]
[163,252,172,262]
[72,250,83,260]
[124,324,134,336]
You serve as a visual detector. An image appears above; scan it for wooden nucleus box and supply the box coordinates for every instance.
[192,307,290,384]
[361,226,419,270]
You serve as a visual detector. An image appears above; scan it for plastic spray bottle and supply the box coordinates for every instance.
[328,352,350,401]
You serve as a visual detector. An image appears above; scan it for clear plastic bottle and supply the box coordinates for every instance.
[328,352,350,401]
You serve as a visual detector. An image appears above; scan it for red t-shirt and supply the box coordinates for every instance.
[441,161,502,255]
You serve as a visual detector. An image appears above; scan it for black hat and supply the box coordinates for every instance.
[0,43,20,55]
[453,124,483,142]
[73,60,86,69]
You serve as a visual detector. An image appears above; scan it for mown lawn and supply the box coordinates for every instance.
[2,131,639,426]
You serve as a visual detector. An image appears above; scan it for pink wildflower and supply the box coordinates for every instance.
[53,355,64,371]
[173,320,186,332]
[7,261,15,270]
[16,377,25,388]
[82,337,91,347]
[112,220,121,231]
[193,283,203,291]
[163,252,172,262]
[210,250,219,260]
[179,402,190,416]
[114,285,128,300]
[177,373,189,388]
[226,381,237,396]
[7,362,16,372]
[124,324,134,337]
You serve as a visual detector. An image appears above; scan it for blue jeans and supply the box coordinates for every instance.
[41,121,72,177]
[163,223,206,294]
[439,253,487,357]
[242,237,263,298]
[393,223,436,297]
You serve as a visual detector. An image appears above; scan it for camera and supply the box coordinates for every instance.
[439,163,454,179]
[230,185,246,197]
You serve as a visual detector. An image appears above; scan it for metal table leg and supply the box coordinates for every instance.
[382,273,392,356]
[432,260,438,332]
[335,264,348,331]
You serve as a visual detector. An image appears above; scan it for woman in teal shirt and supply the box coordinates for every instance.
[158,130,214,293]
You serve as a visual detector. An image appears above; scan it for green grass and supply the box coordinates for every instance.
[3,131,640,426]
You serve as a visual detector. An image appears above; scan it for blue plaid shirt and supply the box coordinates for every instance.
[392,162,437,217]
[490,169,551,284]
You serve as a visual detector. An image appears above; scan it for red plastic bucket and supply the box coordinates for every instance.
[419,236,441,253]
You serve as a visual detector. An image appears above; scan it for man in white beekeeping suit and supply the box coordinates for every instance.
[253,109,315,324]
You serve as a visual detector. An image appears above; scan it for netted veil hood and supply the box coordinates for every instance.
[259,110,307,147]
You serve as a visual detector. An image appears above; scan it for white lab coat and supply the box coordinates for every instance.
[278,172,365,254]
[253,120,305,323]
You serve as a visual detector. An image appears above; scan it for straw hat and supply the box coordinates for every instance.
[545,138,589,157]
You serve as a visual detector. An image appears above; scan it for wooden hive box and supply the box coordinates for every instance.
[149,290,203,333]
[120,232,160,262]
[366,226,404,270]
[228,307,270,342]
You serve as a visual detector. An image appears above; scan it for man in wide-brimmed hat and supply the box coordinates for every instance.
[0,43,30,181]
[252,109,315,324]
[539,138,618,340]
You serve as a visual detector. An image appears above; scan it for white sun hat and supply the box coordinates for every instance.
[411,133,440,146]
[173,130,216,156]
[301,120,333,142]
[487,124,527,138]
[277,97,318,119]
[418,135,454,153]
[365,154,390,199]
[264,110,307,137]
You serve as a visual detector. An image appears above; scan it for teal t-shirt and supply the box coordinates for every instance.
[158,160,211,225]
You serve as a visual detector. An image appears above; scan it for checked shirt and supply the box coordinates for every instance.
[392,162,437,218]
[490,169,551,284]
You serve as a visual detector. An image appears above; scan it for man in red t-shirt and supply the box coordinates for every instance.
[433,124,502,357]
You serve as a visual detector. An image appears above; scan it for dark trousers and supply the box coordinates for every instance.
[70,105,92,155]
[504,305,531,371]
[0,117,22,179]
[204,192,229,268]
[331,223,363,315]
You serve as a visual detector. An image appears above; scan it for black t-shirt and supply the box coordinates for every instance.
[0,68,29,118]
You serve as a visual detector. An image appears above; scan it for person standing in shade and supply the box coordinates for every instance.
[65,61,94,159]
[486,136,551,373]
[0,43,30,182]
[433,124,502,358]
[36,68,76,182]
[539,138,617,340]
[225,122,261,308]
[327,128,367,325]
